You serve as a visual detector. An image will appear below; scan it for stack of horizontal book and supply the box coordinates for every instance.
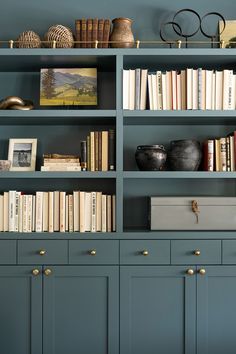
[41,154,81,172]
[0,190,116,233]
[204,132,236,171]
[123,68,236,110]
[85,129,115,171]
[75,18,111,48]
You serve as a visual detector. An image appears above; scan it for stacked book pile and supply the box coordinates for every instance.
[75,19,111,48]
[0,190,116,233]
[84,129,115,171]
[204,133,236,172]
[123,68,236,110]
[41,154,81,172]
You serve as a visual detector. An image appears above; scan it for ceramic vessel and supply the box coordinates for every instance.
[135,145,167,171]
[168,139,202,171]
[110,18,134,48]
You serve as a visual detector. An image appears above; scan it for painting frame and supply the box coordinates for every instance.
[219,20,236,48]
[8,138,37,172]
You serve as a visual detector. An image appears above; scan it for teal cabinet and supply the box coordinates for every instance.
[120,266,196,354]
[0,266,42,354]
[43,266,119,354]
[197,266,236,354]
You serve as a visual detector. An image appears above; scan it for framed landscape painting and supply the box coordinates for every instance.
[40,68,97,106]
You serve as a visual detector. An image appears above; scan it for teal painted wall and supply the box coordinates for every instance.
[1,0,236,40]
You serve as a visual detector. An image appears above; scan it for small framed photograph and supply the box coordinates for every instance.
[8,138,37,171]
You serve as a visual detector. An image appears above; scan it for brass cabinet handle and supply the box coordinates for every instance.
[89,250,97,256]
[199,268,206,275]
[186,269,195,276]
[32,269,40,276]
[194,249,201,256]
[44,269,52,276]
[39,249,46,256]
[142,250,149,256]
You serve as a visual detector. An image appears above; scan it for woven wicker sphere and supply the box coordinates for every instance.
[44,25,74,48]
[16,31,41,48]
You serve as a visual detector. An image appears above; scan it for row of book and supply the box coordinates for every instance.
[75,19,111,48]
[0,191,116,233]
[203,132,236,171]
[123,68,236,110]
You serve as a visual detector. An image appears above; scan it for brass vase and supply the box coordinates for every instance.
[110,18,134,48]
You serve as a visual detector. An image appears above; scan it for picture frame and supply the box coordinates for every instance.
[219,20,236,48]
[8,138,37,171]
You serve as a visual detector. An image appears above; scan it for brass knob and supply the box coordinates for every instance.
[186,269,195,276]
[199,269,206,276]
[142,250,149,256]
[44,269,52,276]
[32,269,40,276]
[194,250,201,256]
[89,250,96,256]
[39,249,46,256]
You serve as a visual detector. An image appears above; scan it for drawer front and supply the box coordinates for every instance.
[120,240,170,265]
[69,240,119,264]
[0,240,17,264]
[222,241,236,264]
[171,240,221,265]
[18,240,68,264]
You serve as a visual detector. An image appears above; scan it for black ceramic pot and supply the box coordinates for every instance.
[135,145,167,171]
[168,139,202,171]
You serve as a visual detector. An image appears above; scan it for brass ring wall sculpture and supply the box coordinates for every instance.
[0,96,34,110]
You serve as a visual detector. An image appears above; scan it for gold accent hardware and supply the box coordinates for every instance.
[177,40,182,48]
[95,40,99,49]
[194,250,201,256]
[9,40,14,49]
[136,40,140,48]
[39,249,46,256]
[220,39,225,48]
[142,250,149,256]
[44,269,52,276]
[89,250,97,256]
[192,200,200,224]
[32,269,40,276]
[186,269,194,276]
[199,268,206,275]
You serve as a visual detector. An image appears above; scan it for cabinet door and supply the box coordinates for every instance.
[197,266,236,354]
[0,266,42,354]
[120,266,196,354]
[43,266,119,354]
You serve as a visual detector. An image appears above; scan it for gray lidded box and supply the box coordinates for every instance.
[150,197,236,230]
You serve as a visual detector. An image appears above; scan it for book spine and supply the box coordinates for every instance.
[43,158,80,163]
[147,74,153,110]
[80,141,87,171]
[53,191,60,232]
[65,195,69,232]
[48,192,54,233]
[59,191,66,232]
[41,166,81,171]
[27,195,33,233]
[68,194,74,232]
[230,135,235,171]
[73,191,80,232]
[151,74,158,110]
[0,195,3,232]
[215,139,220,172]
[226,136,231,171]
[204,140,214,171]
[171,70,177,110]
[90,132,95,171]
[219,137,227,171]
[181,70,187,110]
[192,69,198,110]
[87,18,93,48]
[186,68,193,110]
[102,131,108,171]
[3,192,9,232]
[92,18,98,48]
[212,72,216,110]
[79,191,85,232]
[135,68,141,110]
[81,18,87,48]
[96,192,102,232]
[98,19,104,48]
[98,131,102,171]
[36,191,43,232]
[201,70,206,110]
[140,69,148,110]
[129,69,135,110]
[18,194,23,233]
[107,195,112,232]
[91,191,96,232]
[85,192,91,231]
[22,195,28,233]
[75,19,81,48]
[198,68,202,110]
[215,71,223,110]
[123,69,129,109]
[166,71,172,110]
[112,195,116,232]
[32,195,36,232]
[161,72,167,110]
[8,191,16,232]
[87,135,90,171]
[102,194,107,232]
[95,131,99,171]
[102,19,111,48]
[15,191,20,232]
[157,71,163,110]
[108,129,115,171]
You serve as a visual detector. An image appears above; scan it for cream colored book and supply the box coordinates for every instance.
[123,69,129,109]
[43,158,80,163]
[68,194,74,232]
[230,136,235,171]
[205,70,213,110]
[91,191,96,232]
[181,70,187,110]
[176,71,181,110]
[48,192,54,233]
[90,131,95,172]
[112,195,116,232]
[8,191,16,232]
[15,191,20,232]
[129,69,135,110]
[186,68,193,110]
[215,71,223,110]
[171,70,177,110]
[73,191,80,232]
[151,74,157,110]
[43,192,49,232]
[211,72,216,110]
[102,194,107,232]
[147,74,153,110]
[27,195,33,233]
[223,70,234,110]
[32,195,36,232]
[0,195,3,232]
[96,192,102,232]
[3,192,9,232]
[59,191,66,232]
[53,191,60,232]
[18,194,23,233]
[22,195,28,233]
[44,162,81,167]
[79,191,85,232]
[36,191,43,233]
[140,69,148,110]
[161,72,167,110]
[156,71,163,110]
[85,192,91,232]
[65,195,69,232]
[102,131,108,171]
[107,195,112,232]
[41,166,81,171]
[201,70,206,110]
[166,71,172,110]
[192,69,198,110]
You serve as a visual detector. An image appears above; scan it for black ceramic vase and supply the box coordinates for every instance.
[168,140,202,171]
[135,145,167,171]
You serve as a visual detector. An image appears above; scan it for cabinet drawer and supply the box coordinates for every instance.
[18,240,68,264]
[171,240,221,264]
[120,240,170,265]
[0,240,16,264]
[222,241,236,264]
[69,240,119,264]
